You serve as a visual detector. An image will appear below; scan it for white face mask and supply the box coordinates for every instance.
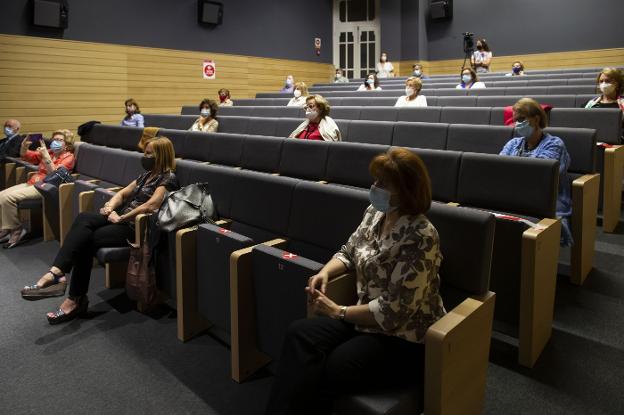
[200,109,211,117]
[294,89,302,98]
[305,110,318,120]
[599,82,615,95]
[405,87,415,97]
[462,74,472,84]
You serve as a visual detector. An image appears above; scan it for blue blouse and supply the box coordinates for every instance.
[121,113,145,128]
[500,133,573,246]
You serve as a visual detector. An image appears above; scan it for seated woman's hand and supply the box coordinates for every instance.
[306,271,329,295]
[310,289,341,319]
[107,211,123,224]
[99,204,113,216]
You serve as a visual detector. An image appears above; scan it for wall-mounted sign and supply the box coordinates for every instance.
[203,59,216,79]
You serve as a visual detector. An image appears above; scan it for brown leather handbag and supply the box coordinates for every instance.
[126,228,158,307]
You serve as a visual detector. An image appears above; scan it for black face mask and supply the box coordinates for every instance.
[477,45,483,51]
[141,156,156,171]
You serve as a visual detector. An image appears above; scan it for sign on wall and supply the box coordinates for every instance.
[203,59,216,79]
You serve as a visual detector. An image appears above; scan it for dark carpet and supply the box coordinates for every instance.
[1,220,622,414]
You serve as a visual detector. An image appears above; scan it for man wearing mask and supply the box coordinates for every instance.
[0,119,24,160]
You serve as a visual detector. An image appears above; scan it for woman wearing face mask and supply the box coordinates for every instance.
[218,88,233,107]
[280,75,295,93]
[500,98,573,246]
[334,68,349,83]
[121,98,144,128]
[357,73,382,91]
[505,61,525,77]
[583,68,624,111]
[375,52,395,78]
[189,99,219,133]
[470,39,492,73]
[394,77,427,107]
[456,67,486,89]
[288,95,341,141]
[287,82,309,107]
[21,137,179,321]
[0,130,76,249]
[411,63,429,80]
[265,148,445,415]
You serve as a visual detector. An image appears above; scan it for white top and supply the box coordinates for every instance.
[287,96,307,107]
[357,84,382,91]
[375,61,395,78]
[394,95,428,107]
[472,51,492,64]
[455,82,486,89]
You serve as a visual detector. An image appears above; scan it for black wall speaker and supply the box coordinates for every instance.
[430,0,453,20]
[198,0,223,26]
[33,0,68,29]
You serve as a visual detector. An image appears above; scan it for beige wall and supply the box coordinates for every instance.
[397,48,624,77]
[0,34,334,136]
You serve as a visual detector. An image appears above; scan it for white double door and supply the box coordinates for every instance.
[333,0,380,80]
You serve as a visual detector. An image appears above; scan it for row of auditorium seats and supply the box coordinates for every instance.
[147,110,622,234]
[327,67,616,85]
[171,107,622,145]
[257,85,597,98]
[310,78,597,92]
[74,135,557,372]
[207,93,598,108]
[84,121,597,285]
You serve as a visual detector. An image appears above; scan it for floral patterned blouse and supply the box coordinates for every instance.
[334,205,446,343]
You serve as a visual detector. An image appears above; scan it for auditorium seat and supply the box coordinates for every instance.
[344,120,395,145]
[278,139,331,180]
[239,135,283,172]
[358,106,399,121]
[324,142,388,188]
[440,107,491,124]
[391,121,449,150]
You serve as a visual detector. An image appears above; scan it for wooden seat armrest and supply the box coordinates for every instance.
[230,237,289,383]
[27,171,37,180]
[519,218,560,368]
[570,173,600,285]
[107,186,123,192]
[215,218,232,228]
[425,292,496,415]
[134,213,151,243]
[78,190,95,213]
[602,145,624,233]
[317,180,328,184]
[325,272,358,307]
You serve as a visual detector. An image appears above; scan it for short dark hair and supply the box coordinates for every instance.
[218,88,230,98]
[199,98,219,117]
[365,72,379,88]
[369,148,432,216]
[477,38,490,51]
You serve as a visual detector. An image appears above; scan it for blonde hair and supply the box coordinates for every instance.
[405,77,423,94]
[294,82,309,96]
[52,129,76,152]
[306,95,331,118]
[512,98,548,129]
[597,67,624,95]
[146,136,176,173]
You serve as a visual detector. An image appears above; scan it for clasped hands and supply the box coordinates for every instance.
[99,204,123,223]
[306,272,342,319]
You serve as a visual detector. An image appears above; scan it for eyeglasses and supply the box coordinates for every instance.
[304,104,317,110]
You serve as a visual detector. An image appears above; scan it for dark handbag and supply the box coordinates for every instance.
[156,182,217,232]
[126,227,158,306]
[42,166,75,187]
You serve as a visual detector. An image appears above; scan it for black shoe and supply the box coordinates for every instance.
[47,296,89,325]
[21,270,67,300]
[3,227,27,249]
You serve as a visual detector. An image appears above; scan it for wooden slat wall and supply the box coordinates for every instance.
[0,34,334,136]
[397,48,624,76]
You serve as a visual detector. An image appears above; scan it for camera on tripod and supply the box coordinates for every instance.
[462,32,475,54]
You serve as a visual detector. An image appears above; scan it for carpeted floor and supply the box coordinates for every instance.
[1,221,622,415]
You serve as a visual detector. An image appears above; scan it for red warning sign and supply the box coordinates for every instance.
[282,252,298,260]
[203,60,216,79]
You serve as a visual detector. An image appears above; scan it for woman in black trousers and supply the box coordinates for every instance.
[21,137,178,324]
[265,148,447,415]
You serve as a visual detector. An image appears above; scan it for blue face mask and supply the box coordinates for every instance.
[461,74,472,84]
[515,120,534,138]
[512,67,521,74]
[4,127,14,137]
[366,79,374,85]
[369,185,396,213]
[413,70,422,77]
[50,140,63,151]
